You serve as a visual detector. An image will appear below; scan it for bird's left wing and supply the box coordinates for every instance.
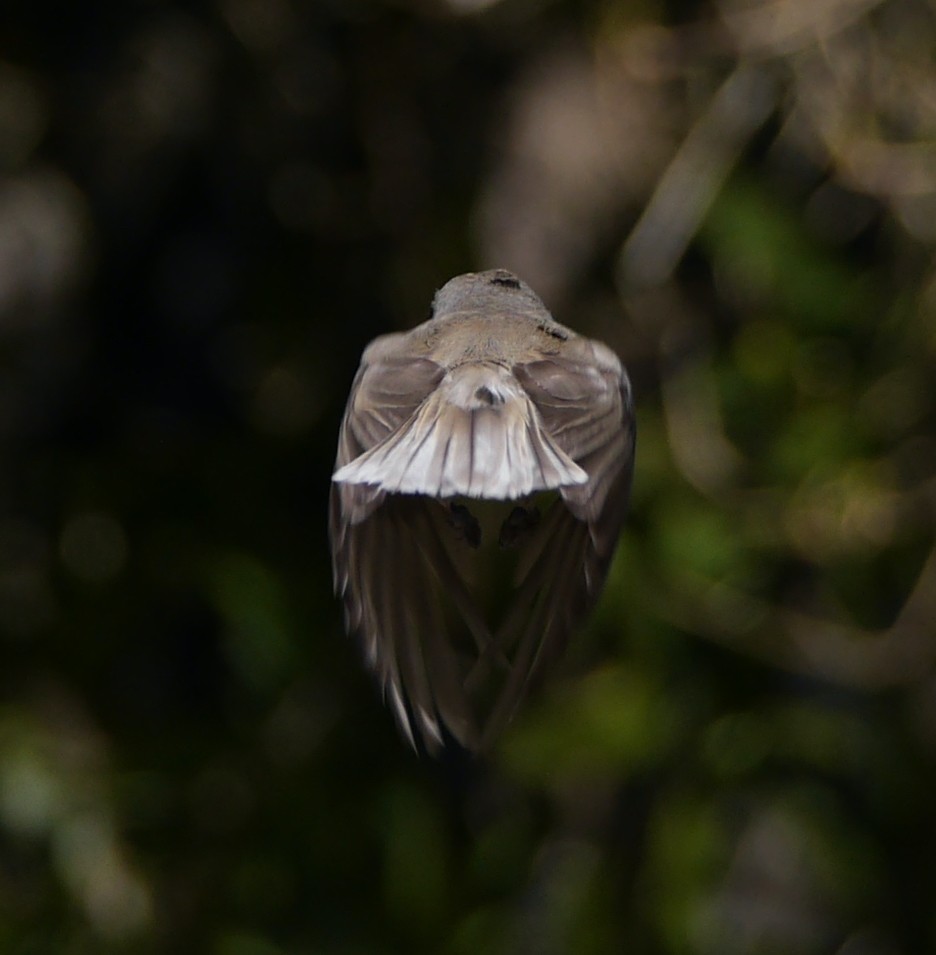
[329,334,485,751]
[331,333,444,523]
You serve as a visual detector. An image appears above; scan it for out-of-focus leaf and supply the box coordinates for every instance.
[208,552,297,693]
[499,665,681,786]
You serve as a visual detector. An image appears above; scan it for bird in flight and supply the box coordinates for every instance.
[329,269,635,753]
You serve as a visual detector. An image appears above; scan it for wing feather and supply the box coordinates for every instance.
[478,503,590,749]
[332,493,481,752]
[465,338,636,748]
[514,339,636,535]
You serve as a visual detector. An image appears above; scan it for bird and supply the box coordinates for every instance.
[329,269,635,754]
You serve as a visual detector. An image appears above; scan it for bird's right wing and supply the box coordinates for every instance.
[476,338,636,748]
[514,337,635,552]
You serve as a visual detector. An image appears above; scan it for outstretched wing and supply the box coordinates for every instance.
[476,338,636,748]
[329,335,489,751]
[330,333,445,526]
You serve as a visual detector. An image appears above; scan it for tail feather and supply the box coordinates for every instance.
[333,364,587,500]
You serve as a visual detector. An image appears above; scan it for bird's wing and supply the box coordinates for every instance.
[333,493,484,751]
[515,337,635,554]
[329,335,488,752]
[331,333,445,524]
[476,338,636,747]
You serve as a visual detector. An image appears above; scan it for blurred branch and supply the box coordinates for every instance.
[618,63,778,289]
[719,0,884,56]
[626,286,747,495]
[654,541,936,689]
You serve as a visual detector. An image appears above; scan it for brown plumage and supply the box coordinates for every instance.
[329,269,635,753]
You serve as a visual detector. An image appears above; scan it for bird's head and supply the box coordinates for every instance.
[430,269,546,320]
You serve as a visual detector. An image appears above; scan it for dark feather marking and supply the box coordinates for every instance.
[491,273,521,289]
[437,431,453,496]
[504,422,513,477]
[467,411,476,494]
[475,385,501,406]
[537,321,568,341]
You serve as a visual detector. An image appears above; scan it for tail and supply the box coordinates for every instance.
[333,363,587,499]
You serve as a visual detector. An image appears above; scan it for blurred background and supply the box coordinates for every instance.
[2,0,936,952]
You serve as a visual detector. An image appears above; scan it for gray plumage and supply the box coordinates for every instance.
[329,269,636,753]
